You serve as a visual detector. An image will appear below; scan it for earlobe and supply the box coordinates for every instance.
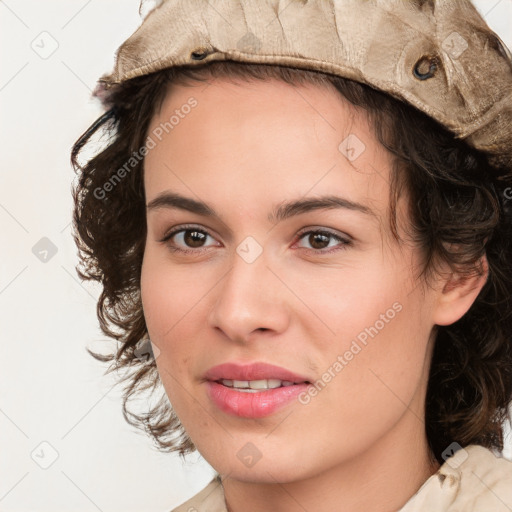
[432,255,489,327]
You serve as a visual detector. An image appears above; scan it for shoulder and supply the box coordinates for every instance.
[170,474,227,512]
[400,444,512,512]
[455,445,512,510]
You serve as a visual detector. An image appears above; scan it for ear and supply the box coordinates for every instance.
[432,255,489,326]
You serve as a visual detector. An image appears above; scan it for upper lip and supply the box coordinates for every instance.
[204,362,312,383]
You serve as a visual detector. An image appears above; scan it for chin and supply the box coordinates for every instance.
[197,445,313,484]
[220,463,309,484]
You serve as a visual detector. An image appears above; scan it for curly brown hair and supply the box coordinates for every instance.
[71,61,512,464]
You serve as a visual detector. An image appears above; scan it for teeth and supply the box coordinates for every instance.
[232,380,249,388]
[249,379,279,389]
[220,379,298,391]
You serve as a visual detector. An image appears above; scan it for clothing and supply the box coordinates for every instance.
[100,0,512,170]
[170,445,512,511]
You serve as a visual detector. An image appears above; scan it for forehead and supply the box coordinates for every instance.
[144,77,400,236]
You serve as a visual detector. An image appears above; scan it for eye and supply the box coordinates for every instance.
[295,228,351,254]
[159,225,220,254]
[159,225,352,255]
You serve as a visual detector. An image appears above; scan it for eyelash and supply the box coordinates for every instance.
[159,224,352,255]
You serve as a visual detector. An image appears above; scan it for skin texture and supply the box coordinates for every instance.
[140,77,488,512]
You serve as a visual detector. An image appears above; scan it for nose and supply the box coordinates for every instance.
[207,248,290,344]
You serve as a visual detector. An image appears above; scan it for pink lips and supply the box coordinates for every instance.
[204,362,312,418]
[204,362,311,383]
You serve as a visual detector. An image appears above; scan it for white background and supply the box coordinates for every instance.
[1,1,511,511]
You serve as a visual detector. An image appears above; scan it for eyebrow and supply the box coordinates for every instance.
[146,191,378,224]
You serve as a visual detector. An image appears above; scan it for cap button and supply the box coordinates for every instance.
[413,55,438,80]
[191,48,210,60]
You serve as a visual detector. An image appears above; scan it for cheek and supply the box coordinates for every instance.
[290,256,432,410]
[140,245,209,339]
[285,253,412,347]
[140,250,190,380]
[140,247,215,402]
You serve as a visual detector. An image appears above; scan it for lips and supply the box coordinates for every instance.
[204,362,312,383]
[204,362,313,418]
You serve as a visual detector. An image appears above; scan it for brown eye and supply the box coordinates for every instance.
[183,230,207,248]
[307,232,330,250]
[160,225,218,253]
[296,229,351,254]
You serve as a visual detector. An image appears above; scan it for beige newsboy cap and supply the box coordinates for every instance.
[100,0,512,169]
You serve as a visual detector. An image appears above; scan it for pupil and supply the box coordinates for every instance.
[310,233,329,249]
[185,230,206,248]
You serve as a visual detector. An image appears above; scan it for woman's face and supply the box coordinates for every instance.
[141,77,441,482]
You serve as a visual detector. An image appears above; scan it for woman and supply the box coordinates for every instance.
[71,1,512,510]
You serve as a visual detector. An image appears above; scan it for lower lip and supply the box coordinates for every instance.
[206,381,310,418]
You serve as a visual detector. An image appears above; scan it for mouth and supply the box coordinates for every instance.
[204,362,313,418]
[215,378,311,392]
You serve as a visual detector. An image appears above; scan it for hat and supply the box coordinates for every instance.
[100,0,512,169]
